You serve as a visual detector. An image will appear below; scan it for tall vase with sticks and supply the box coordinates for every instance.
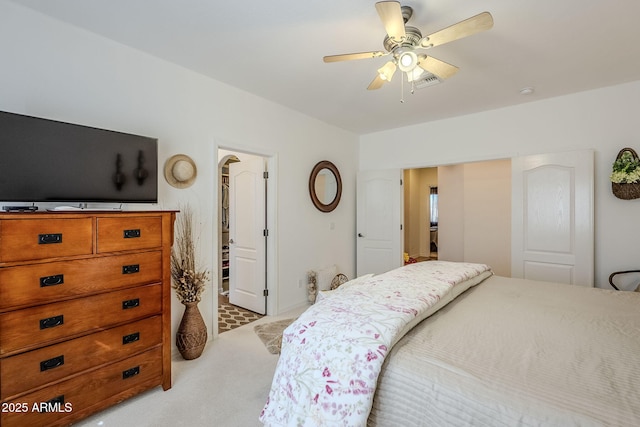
[171,205,210,360]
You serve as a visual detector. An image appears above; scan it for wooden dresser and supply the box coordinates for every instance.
[0,211,175,427]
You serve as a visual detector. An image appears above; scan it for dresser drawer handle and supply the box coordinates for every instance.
[40,274,64,287]
[122,264,140,274]
[40,355,65,372]
[122,366,140,379]
[38,233,62,244]
[42,395,65,412]
[123,229,141,239]
[123,332,140,345]
[40,315,64,330]
[122,298,140,310]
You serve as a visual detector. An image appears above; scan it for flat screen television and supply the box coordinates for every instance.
[0,111,158,205]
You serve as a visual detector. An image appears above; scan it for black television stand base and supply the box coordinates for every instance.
[2,205,38,212]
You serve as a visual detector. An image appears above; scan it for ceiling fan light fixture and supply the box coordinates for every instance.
[397,50,418,72]
[377,61,397,81]
[407,66,425,82]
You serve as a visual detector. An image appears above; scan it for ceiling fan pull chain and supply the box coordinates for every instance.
[400,75,404,103]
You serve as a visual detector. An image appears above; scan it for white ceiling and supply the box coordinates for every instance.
[11,0,640,135]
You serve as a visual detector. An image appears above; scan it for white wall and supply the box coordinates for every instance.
[437,165,465,263]
[437,160,512,277]
[454,160,511,276]
[360,80,640,288]
[0,1,358,346]
[462,160,511,277]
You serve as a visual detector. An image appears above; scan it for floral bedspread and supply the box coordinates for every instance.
[259,261,491,427]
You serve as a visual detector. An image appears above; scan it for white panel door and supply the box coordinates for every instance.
[512,150,594,286]
[356,169,403,276]
[229,157,266,314]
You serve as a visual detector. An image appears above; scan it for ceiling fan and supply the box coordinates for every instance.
[323,1,493,92]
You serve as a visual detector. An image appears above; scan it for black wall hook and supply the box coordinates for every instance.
[134,150,149,185]
[113,153,126,191]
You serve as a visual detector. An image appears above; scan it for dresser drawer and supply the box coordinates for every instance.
[0,218,93,263]
[96,216,162,253]
[1,346,163,427]
[0,284,162,355]
[0,251,162,309]
[1,316,162,399]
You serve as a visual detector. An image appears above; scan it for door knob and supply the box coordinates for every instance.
[229,239,234,244]
[358,233,364,238]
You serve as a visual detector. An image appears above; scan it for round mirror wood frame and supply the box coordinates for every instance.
[309,160,342,212]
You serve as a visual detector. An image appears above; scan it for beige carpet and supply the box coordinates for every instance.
[253,318,296,354]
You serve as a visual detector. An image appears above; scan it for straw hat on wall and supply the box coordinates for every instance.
[164,154,197,189]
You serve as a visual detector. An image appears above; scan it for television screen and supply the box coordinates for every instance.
[0,111,158,204]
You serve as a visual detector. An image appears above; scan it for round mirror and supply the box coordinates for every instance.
[309,161,342,212]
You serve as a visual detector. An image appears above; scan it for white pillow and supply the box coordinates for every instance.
[315,290,332,303]
[337,273,374,291]
[315,265,337,291]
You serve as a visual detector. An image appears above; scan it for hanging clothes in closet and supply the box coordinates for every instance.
[222,181,229,229]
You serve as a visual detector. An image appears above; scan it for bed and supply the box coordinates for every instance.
[260,261,640,426]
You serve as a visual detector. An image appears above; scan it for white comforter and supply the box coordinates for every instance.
[260,261,492,426]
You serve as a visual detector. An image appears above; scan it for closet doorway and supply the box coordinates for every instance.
[403,160,512,276]
[403,167,438,263]
[358,159,512,277]
[218,150,269,315]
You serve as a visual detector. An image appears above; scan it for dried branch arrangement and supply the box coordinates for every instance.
[171,205,210,304]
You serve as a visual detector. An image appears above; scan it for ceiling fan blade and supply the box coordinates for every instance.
[367,74,388,90]
[375,1,406,41]
[323,51,387,63]
[420,12,493,49]
[418,56,459,79]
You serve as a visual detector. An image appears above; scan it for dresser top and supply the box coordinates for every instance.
[0,210,178,219]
